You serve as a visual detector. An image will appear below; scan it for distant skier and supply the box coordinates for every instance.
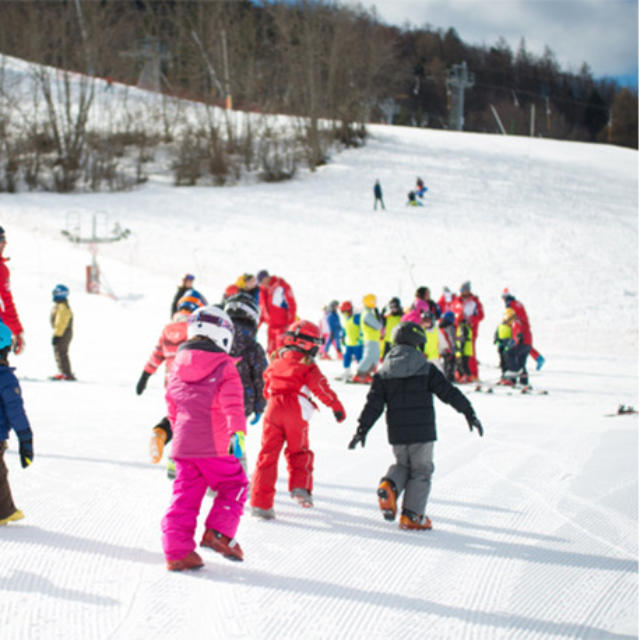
[381,297,404,360]
[0,321,33,526]
[170,274,202,317]
[250,320,346,519]
[50,284,75,381]
[319,300,343,361]
[501,288,545,370]
[406,191,423,207]
[0,227,25,355]
[348,321,483,530]
[415,177,428,198]
[224,292,268,429]
[499,308,531,386]
[352,294,382,384]
[451,281,484,381]
[161,305,248,571]
[373,179,385,210]
[138,289,206,473]
[257,270,297,355]
[338,300,363,382]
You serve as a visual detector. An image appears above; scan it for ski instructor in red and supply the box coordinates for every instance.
[0,227,25,355]
[257,270,297,355]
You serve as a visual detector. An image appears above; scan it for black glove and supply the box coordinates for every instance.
[333,409,345,423]
[466,412,484,437]
[19,435,33,468]
[348,431,366,449]
[136,371,151,395]
[52,336,61,346]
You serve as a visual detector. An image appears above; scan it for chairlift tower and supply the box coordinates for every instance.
[446,61,475,131]
[61,212,130,295]
[120,37,169,92]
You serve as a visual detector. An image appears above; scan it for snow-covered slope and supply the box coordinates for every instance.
[0,118,637,637]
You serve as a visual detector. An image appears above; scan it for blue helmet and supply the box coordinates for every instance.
[177,288,206,313]
[0,322,11,350]
[52,284,70,302]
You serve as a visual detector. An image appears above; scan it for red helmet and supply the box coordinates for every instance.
[282,320,324,355]
[339,301,353,314]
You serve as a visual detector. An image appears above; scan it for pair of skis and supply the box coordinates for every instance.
[474,382,549,395]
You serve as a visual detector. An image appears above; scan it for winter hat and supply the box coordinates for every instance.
[257,269,270,284]
[0,226,5,240]
[460,281,471,294]
[362,293,377,309]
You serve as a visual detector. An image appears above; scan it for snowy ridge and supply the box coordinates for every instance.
[0,77,637,639]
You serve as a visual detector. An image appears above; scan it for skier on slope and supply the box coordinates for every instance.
[348,321,483,530]
[501,288,545,371]
[50,284,75,381]
[0,227,25,355]
[136,289,206,473]
[223,292,268,431]
[250,320,346,519]
[161,305,248,571]
[257,270,297,355]
[451,281,484,381]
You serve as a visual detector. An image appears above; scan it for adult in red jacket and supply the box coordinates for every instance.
[502,289,545,370]
[257,270,297,354]
[250,321,345,518]
[451,281,484,379]
[0,228,25,354]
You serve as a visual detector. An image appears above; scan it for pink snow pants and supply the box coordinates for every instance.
[161,456,248,561]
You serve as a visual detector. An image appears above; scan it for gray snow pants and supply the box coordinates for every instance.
[384,441,435,517]
[356,340,380,376]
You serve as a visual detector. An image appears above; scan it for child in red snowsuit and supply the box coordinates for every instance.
[250,320,346,519]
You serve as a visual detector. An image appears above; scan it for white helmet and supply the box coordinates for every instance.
[187,305,235,353]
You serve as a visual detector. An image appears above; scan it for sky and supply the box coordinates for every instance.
[346,0,639,87]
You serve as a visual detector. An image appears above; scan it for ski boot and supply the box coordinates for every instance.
[377,479,398,521]
[250,506,276,520]
[166,551,204,572]
[200,529,244,562]
[399,509,432,531]
[0,509,24,526]
[291,488,313,508]
[149,427,167,464]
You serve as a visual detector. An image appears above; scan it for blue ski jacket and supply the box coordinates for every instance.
[0,366,31,442]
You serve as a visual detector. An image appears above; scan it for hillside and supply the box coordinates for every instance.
[0,111,637,637]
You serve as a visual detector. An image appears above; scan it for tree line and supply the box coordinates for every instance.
[0,0,636,193]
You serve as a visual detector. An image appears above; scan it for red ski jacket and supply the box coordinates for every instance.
[264,349,344,415]
[0,258,23,336]
[144,314,189,387]
[506,299,533,345]
[259,276,296,330]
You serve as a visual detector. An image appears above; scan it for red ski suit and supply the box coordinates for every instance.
[506,299,540,360]
[259,276,297,354]
[0,258,23,337]
[250,349,344,510]
[143,313,189,387]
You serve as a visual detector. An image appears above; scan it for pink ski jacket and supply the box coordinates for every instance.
[166,341,246,458]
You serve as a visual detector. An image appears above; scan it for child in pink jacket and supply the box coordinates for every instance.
[161,305,248,572]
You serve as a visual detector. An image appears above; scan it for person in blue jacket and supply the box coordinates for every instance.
[0,322,33,526]
[320,300,343,360]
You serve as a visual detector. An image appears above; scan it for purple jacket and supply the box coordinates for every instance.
[166,341,246,458]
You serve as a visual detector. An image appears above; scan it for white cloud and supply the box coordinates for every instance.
[346,0,638,77]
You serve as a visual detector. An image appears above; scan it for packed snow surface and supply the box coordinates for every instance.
[0,114,637,637]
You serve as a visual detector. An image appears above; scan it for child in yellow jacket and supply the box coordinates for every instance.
[50,285,75,381]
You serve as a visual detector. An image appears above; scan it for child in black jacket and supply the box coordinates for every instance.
[348,321,483,530]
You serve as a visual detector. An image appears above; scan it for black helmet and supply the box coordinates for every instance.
[387,296,401,312]
[392,321,426,349]
[224,292,260,327]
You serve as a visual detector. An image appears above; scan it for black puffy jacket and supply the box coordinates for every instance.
[357,344,473,444]
[230,320,268,416]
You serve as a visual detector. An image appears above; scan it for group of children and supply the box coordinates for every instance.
[129,275,487,572]
[0,272,488,576]
[319,283,489,387]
